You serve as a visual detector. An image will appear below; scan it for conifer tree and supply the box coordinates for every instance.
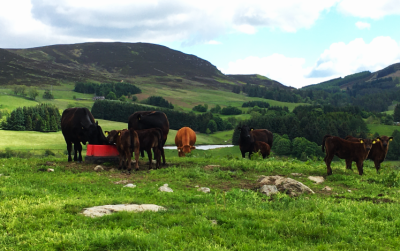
[394,104,400,122]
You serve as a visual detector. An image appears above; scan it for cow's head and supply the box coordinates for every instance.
[238,125,254,142]
[359,138,375,151]
[376,136,393,149]
[105,130,120,145]
[84,121,108,145]
[177,145,196,157]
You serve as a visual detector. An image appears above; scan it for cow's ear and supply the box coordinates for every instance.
[389,137,393,141]
[177,148,181,152]
[250,128,254,131]
[118,132,121,136]
[191,146,196,150]
[104,131,109,136]
[138,114,141,121]
[236,126,241,130]
[377,138,380,142]
[359,139,364,143]
[96,121,98,126]
[372,140,376,144]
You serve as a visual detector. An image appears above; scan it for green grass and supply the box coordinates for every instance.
[1,153,400,250]
[368,124,400,136]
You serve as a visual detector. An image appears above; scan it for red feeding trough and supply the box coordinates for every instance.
[85,144,119,163]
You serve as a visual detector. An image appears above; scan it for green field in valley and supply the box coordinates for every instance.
[368,124,400,137]
[0,151,400,250]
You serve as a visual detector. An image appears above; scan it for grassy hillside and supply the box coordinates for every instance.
[0,153,399,249]
[368,124,400,137]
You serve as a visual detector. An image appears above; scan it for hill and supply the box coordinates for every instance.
[1,42,284,91]
[227,74,291,90]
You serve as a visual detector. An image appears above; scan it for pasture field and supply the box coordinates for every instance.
[1,150,400,250]
[368,124,400,137]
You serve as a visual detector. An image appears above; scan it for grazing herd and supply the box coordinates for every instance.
[61,107,393,175]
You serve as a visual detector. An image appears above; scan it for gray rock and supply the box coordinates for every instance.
[210,220,218,225]
[159,184,173,192]
[47,168,54,172]
[197,187,211,193]
[82,204,166,217]
[322,186,332,191]
[124,183,137,188]
[291,173,303,176]
[258,175,315,196]
[94,165,104,172]
[308,176,325,184]
[260,185,279,196]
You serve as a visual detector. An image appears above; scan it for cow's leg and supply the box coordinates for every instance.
[325,152,333,175]
[345,159,353,170]
[241,150,246,158]
[153,148,161,169]
[126,151,132,173]
[375,160,381,173]
[76,143,83,163]
[161,148,166,165]
[66,142,73,162]
[147,149,153,170]
[118,156,123,170]
[134,147,140,171]
[140,149,145,158]
[356,161,364,175]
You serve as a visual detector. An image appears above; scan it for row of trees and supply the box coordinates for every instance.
[11,85,39,100]
[0,104,61,132]
[91,100,231,133]
[142,96,174,109]
[74,82,142,97]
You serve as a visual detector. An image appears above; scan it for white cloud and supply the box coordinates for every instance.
[0,0,341,48]
[337,0,400,19]
[206,40,222,45]
[309,36,400,78]
[355,21,370,29]
[222,36,400,88]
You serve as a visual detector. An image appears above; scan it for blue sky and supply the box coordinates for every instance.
[1,1,399,88]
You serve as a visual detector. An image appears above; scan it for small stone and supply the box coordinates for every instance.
[291,173,303,176]
[94,165,104,172]
[159,184,173,192]
[210,220,218,225]
[308,176,325,184]
[47,168,54,172]
[114,180,129,184]
[197,187,210,193]
[348,190,352,193]
[322,186,332,191]
[124,184,136,188]
[260,185,279,196]
[82,204,166,217]
[195,185,199,188]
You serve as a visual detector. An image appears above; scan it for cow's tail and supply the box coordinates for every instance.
[130,129,136,151]
[322,134,331,152]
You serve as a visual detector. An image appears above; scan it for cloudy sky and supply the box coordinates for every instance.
[1,1,400,88]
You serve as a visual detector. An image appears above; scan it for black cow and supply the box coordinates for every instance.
[128,111,169,165]
[238,125,273,158]
[61,108,108,162]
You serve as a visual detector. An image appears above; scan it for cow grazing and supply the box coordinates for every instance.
[238,125,273,158]
[105,129,140,172]
[61,108,108,162]
[322,135,375,175]
[254,141,271,159]
[346,135,393,173]
[135,128,163,170]
[128,111,169,165]
[175,127,196,157]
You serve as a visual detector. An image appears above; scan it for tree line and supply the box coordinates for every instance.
[0,104,61,132]
[74,82,142,97]
[91,100,232,133]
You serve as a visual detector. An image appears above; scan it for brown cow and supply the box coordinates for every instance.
[345,135,392,173]
[105,129,140,172]
[322,135,375,175]
[254,141,271,159]
[175,127,196,157]
[128,111,169,165]
[135,128,163,170]
[238,125,273,158]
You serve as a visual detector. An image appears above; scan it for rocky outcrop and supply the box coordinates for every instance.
[258,175,315,196]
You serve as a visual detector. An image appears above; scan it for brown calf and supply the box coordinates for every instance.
[322,135,375,175]
[346,135,392,173]
[105,129,140,172]
[135,128,163,170]
[254,141,271,159]
[175,127,196,157]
